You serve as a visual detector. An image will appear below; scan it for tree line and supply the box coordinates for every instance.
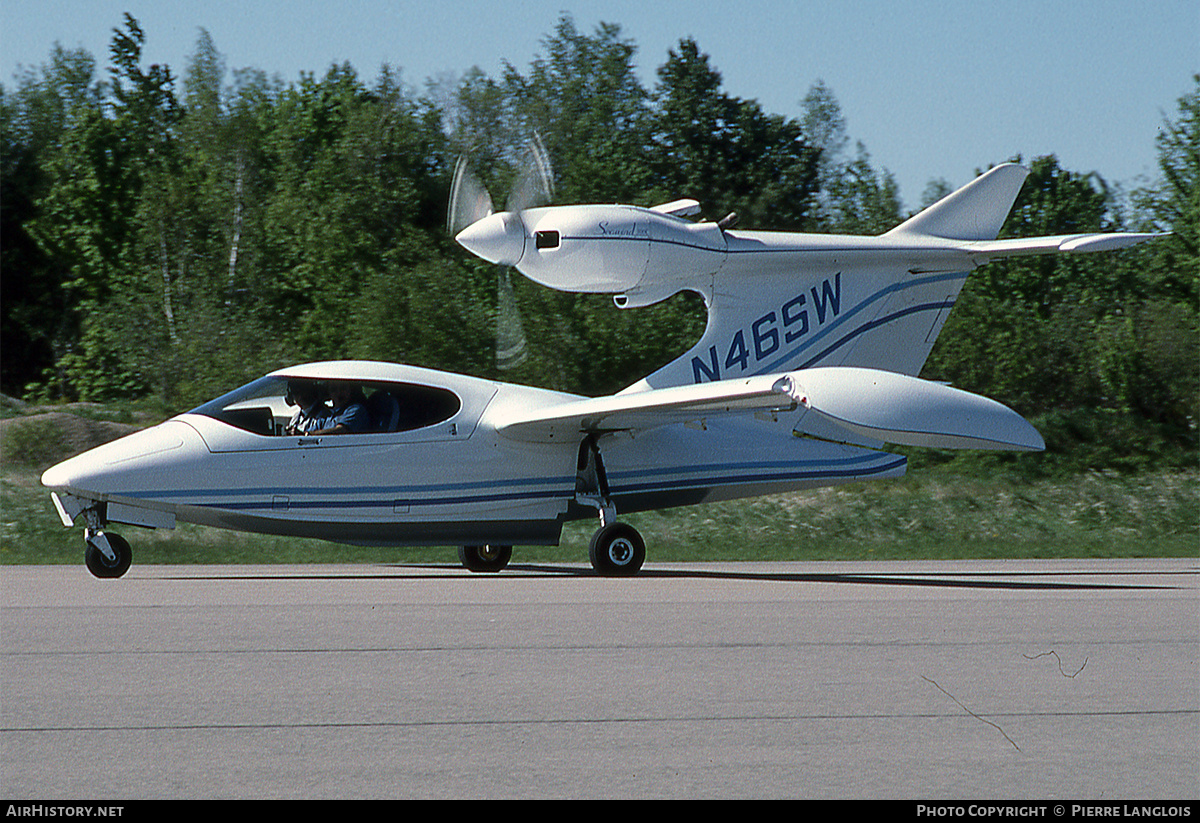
[2,14,1195,466]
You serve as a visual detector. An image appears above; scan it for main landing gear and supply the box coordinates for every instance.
[577,436,645,576]
[455,436,647,576]
[587,520,645,576]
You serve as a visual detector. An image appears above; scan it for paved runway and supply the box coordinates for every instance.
[2,559,1196,799]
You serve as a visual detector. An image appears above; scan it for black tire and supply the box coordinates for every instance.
[85,532,132,579]
[458,544,513,572]
[588,522,645,576]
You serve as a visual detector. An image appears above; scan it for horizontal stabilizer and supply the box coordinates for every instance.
[795,367,1045,451]
[886,162,1170,257]
[495,373,804,442]
[966,231,1170,260]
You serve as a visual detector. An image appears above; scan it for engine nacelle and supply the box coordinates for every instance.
[515,205,648,293]
[511,205,728,299]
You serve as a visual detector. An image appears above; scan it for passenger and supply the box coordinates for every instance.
[284,381,328,435]
[307,383,370,435]
[365,388,401,432]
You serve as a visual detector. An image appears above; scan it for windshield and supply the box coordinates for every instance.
[189,375,462,436]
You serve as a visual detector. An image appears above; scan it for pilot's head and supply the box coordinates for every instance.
[286,380,325,408]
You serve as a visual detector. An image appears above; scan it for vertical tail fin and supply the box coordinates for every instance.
[628,164,1037,391]
[884,163,1029,241]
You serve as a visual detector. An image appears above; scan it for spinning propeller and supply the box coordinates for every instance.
[448,136,555,370]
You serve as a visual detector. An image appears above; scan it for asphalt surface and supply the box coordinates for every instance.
[1,559,1196,799]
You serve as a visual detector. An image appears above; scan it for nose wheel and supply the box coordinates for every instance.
[85,530,132,579]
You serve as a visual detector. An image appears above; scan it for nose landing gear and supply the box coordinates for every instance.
[81,507,132,579]
[84,530,132,578]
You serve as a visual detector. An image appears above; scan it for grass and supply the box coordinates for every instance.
[629,469,1198,560]
[2,401,1195,566]
[3,464,1196,567]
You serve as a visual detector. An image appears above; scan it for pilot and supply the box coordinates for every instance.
[284,380,328,435]
[307,383,370,435]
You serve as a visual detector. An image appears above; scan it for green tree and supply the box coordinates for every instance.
[502,14,652,205]
[18,15,187,400]
[1134,74,1199,304]
[976,155,1114,313]
[1124,76,1200,433]
[822,141,902,234]
[651,38,819,230]
[925,146,1197,466]
[0,44,104,394]
[799,79,901,233]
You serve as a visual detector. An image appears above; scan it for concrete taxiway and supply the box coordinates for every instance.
[1,559,1196,799]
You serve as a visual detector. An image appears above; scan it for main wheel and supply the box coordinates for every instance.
[458,544,513,572]
[588,522,645,577]
[85,532,132,579]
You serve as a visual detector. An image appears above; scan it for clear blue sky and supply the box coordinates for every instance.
[3,0,1196,211]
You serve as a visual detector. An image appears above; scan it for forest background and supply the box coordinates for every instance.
[2,13,1196,476]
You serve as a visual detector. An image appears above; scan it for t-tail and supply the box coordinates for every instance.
[608,163,1165,394]
[455,162,1165,452]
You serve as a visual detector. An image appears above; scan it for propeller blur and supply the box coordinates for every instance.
[448,138,556,371]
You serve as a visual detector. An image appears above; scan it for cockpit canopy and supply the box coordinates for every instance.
[190,375,462,436]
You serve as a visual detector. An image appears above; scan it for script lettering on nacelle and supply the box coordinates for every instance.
[692,273,841,383]
[596,220,649,238]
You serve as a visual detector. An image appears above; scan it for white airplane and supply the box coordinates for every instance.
[41,161,1164,578]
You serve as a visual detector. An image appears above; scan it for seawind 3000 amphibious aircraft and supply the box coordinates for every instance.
[41,162,1165,577]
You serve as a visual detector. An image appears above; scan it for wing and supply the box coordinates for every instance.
[493,373,804,442]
